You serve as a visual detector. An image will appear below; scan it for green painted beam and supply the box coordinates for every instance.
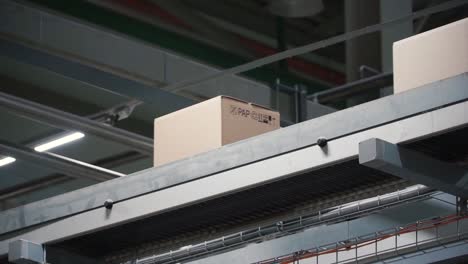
[26,0,329,92]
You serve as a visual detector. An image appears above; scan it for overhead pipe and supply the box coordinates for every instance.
[0,91,153,155]
[309,72,393,104]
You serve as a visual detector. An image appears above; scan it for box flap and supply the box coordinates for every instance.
[220,95,275,112]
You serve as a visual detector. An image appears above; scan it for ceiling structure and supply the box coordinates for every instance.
[0,0,467,213]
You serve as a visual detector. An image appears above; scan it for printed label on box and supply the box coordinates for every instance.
[229,105,276,125]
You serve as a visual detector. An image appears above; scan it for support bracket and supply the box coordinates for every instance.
[456,197,468,216]
[359,138,468,198]
[8,240,45,264]
[88,100,142,126]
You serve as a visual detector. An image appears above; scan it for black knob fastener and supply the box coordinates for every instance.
[317,137,328,147]
[104,199,114,210]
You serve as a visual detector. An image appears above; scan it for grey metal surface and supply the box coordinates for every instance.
[183,192,460,264]
[305,100,336,119]
[256,217,468,264]
[359,138,468,197]
[45,246,98,264]
[0,74,467,235]
[134,185,433,264]
[0,91,153,155]
[0,140,122,182]
[60,163,409,259]
[374,240,468,264]
[8,240,43,264]
[0,151,144,210]
[309,72,393,103]
[0,99,466,256]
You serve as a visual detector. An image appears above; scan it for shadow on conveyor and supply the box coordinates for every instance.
[49,126,468,261]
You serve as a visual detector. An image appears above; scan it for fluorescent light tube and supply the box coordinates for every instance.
[34,132,85,152]
[0,157,16,167]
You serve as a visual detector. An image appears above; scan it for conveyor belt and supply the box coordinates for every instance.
[1,79,467,261]
[58,161,405,258]
[1,74,467,237]
[58,126,468,260]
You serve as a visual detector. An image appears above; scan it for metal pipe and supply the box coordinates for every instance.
[309,72,393,103]
[0,151,144,210]
[0,140,122,181]
[0,175,69,202]
[0,91,153,155]
[136,185,433,264]
[359,65,380,79]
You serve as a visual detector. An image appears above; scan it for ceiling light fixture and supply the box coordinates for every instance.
[34,132,85,153]
[0,157,16,167]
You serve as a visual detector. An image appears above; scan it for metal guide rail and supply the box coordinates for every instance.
[0,74,468,259]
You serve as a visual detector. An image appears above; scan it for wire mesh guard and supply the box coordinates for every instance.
[254,214,468,264]
[130,185,432,264]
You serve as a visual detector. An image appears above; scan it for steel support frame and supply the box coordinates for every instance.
[0,151,145,211]
[0,73,467,235]
[132,185,433,264]
[8,240,44,264]
[0,98,147,209]
[309,72,393,103]
[148,192,460,264]
[457,197,468,216]
[373,240,468,264]
[178,192,459,264]
[359,138,468,197]
[0,91,154,155]
[0,37,195,113]
[0,97,467,256]
[0,140,121,182]
[294,84,308,122]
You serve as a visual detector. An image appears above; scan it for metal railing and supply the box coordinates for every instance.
[133,185,433,264]
[255,214,468,264]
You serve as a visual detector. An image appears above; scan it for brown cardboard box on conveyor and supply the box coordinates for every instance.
[393,18,468,94]
[154,96,280,166]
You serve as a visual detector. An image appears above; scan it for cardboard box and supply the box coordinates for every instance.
[393,18,468,93]
[154,96,280,166]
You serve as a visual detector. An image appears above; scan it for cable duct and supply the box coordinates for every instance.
[135,185,433,264]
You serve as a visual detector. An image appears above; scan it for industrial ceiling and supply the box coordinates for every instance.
[0,0,467,218]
